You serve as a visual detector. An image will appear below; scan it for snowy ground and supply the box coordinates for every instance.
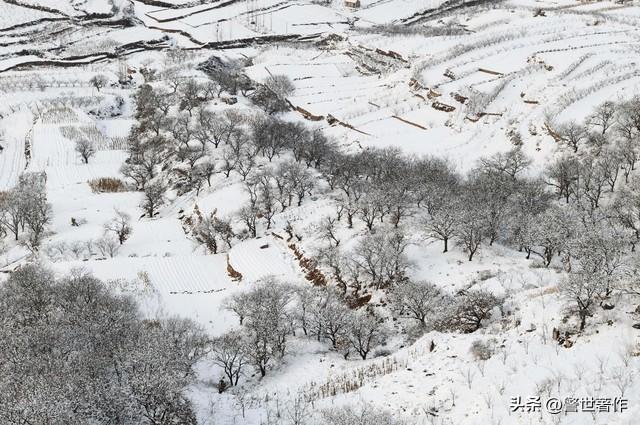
[1,0,640,424]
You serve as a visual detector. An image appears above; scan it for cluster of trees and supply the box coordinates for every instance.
[319,145,535,261]
[121,80,331,221]
[317,228,412,292]
[212,278,388,388]
[307,97,640,331]
[198,55,294,114]
[120,64,640,334]
[0,264,208,424]
[212,276,505,389]
[543,97,640,329]
[391,280,503,333]
[0,172,51,252]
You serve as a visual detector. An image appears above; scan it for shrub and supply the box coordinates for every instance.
[470,339,496,361]
[88,177,127,193]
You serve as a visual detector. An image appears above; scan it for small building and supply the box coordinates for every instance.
[345,0,360,8]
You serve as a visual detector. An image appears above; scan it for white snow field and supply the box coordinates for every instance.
[1,0,640,424]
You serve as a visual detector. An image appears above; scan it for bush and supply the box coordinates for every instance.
[444,289,503,333]
[470,339,496,361]
[88,177,127,193]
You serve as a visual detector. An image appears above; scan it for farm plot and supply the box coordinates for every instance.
[0,109,31,190]
[7,0,111,16]
[0,2,58,30]
[138,0,348,44]
[51,254,243,334]
[227,236,300,282]
[28,107,128,189]
[354,0,447,24]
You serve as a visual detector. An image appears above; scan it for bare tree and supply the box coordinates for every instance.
[559,272,607,331]
[96,234,120,257]
[391,280,445,327]
[210,333,247,387]
[424,194,458,253]
[319,216,341,247]
[104,210,132,245]
[75,139,96,164]
[351,229,411,289]
[178,79,203,116]
[251,76,292,115]
[558,121,588,153]
[545,154,580,203]
[480,147,531,180]
[89,74,108,92]
[589,101,617,136]
[140,179,166,218]
[192,211,234,254]
[238,203,259,238]
[0,189,24,240]
[455,206,485,261]
[264,74,295,99]
[346,311,388,360]
[447,289,503,333]
[21,175,52,252]
[313,289,352,349]
[232,279,294,377]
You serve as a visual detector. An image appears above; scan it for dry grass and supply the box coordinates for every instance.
[88,177,127,193]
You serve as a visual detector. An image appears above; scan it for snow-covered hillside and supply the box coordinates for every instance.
[1,1,640,424]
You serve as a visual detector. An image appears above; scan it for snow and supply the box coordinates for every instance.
[2,0,640,423]
[0,109,31,190]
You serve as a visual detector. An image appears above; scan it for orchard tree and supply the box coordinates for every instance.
[75,139,97,164]
[89,74,108,92]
